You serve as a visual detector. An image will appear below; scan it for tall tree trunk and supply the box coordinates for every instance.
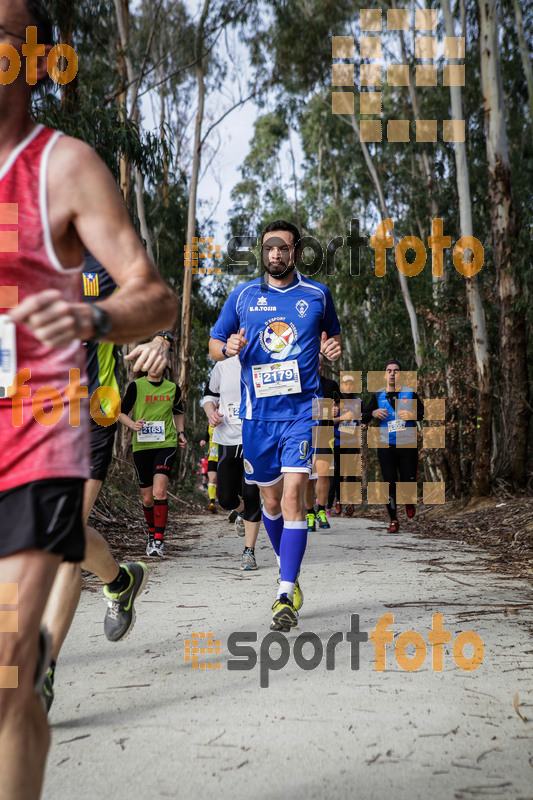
[56,0,78,112]
[347,116,422,366]
[178,0,210,402]
[512,0,533,152]
[394,1,440,298]
[317,139,323,235]
[442,0,492,495]
[113,0,154,260]
[479,0,530,487]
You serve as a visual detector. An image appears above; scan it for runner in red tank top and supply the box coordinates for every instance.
[0,3,176,798]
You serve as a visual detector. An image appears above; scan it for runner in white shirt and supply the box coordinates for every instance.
[201,356,261,570]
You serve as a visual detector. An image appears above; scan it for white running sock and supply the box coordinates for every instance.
[278,580,295,599]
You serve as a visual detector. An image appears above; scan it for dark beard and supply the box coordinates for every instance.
[264,261,295,279]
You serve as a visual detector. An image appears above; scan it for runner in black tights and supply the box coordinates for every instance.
[362,360,424,533]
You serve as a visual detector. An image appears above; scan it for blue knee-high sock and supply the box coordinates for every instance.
[262,509,283,556]
[280,521,308,583]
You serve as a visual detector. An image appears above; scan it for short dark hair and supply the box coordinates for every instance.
[385,359,402,370]
[26,0,54,91]
[261,220,301,249]
[26,0,53,44]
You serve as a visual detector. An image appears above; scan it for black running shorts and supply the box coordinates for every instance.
[0,478,85,561]
[133,447,177,488]
[90,419,117,483]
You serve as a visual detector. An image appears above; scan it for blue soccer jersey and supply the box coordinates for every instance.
[210,272,341,421]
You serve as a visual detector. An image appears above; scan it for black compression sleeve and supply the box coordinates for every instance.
[121,382,137,416]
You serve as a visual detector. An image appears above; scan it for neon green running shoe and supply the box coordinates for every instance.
[306,512,316,533]
[278,573,304,611]
[292,578,304,611]
[103,562,148,642]
[316,509,330,529]
[270,594,298,631]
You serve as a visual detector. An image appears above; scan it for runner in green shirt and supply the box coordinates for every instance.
[119,366,186,556]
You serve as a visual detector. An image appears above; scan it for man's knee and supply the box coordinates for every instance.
[261,494,281,516]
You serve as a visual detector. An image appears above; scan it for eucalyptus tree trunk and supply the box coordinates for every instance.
[114,0,154,261]
[347,117,422,366]
[513,0,533,153]
[479,0,529,487]
[442,0,492,495]
[394,0,440,300]
[115,0,132,210]
[178,0,211,402]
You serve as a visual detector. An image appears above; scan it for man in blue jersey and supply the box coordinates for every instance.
[209,220,341,631]
[362,360,424,533]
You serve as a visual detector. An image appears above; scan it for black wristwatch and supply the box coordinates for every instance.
[222,343,228,358]
[156,330,174,348]
[88,305,113,341]
[178,431,186,439]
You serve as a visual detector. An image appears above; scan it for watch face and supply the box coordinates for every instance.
[93,306,112,338]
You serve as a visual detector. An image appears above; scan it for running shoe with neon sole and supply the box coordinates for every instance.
[209,501,217,514]
[292,578,304,611]
[270,593,298,632]
[241,547,258,570]
[387,519,400,533]
[306,512,316,533]
[316,509,330,529]
[405,504,416,519]
[333,502,342,516]
[103,562,148,642]
[277,574,304,611]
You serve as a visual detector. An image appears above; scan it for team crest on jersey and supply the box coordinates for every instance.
[259,318,301,360]
[243,459,254,475]
[295,299,308,318]
[299,440,310,459]
[82,272,99,297]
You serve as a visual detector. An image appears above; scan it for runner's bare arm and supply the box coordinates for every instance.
[10,137,177,346]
